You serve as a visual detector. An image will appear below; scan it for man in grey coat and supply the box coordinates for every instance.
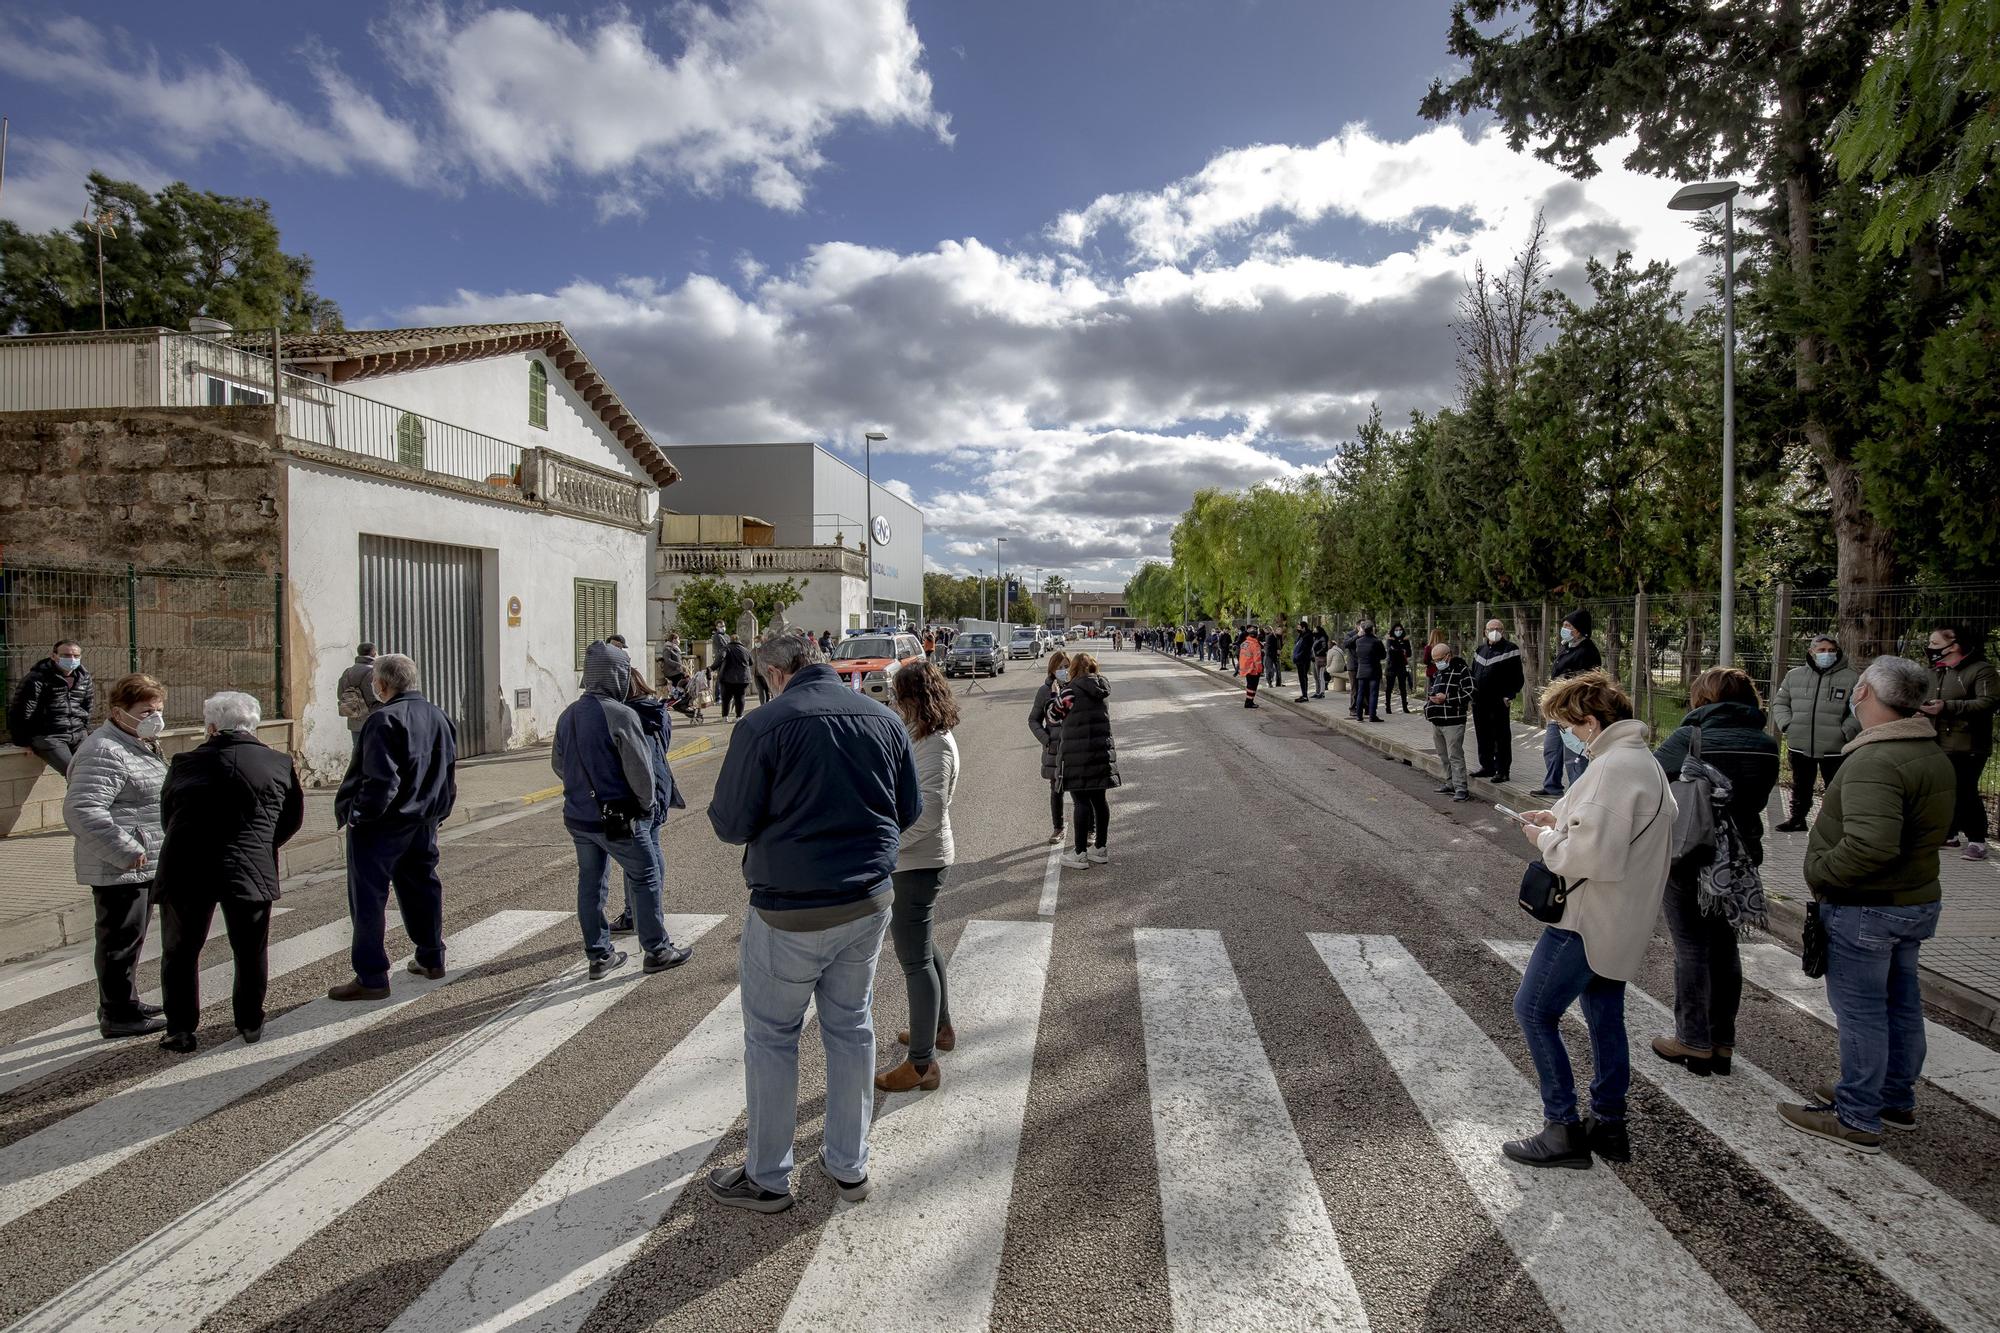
[1771,635,1861,831]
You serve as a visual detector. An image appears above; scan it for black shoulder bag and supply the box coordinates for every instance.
[1518,781,1669,924]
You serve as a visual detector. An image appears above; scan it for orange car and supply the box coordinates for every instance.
[830,631,928,701]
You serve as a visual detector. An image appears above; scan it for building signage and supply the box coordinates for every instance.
[872,514,892,546]
[872,559,899,579]
[507,595,523,627]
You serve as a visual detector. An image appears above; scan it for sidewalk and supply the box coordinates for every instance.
[0,731,718,964]
[1162,647,2000,1033]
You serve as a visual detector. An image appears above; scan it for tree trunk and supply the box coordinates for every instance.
[1827,454,1900,660]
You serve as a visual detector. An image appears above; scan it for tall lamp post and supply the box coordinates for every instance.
[862,431,887,625]
[997,537,1008,627]
[1668,179,1742,666]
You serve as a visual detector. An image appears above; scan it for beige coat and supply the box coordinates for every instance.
[1535,718,1677,981]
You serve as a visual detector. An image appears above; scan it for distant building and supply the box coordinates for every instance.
[650,513,870,663]
[1065,590,1136,631]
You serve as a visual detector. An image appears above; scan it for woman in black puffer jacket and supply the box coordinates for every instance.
[1048,653,1119,868]
[1029,650,1072,846]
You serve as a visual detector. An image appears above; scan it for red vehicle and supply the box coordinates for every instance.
[830,632,928,701]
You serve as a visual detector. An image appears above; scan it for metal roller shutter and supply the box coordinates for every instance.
[358,535,487,754]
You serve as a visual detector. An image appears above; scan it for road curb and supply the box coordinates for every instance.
[1153,649,2000,1037]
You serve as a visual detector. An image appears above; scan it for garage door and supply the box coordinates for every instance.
[358,535,487,754]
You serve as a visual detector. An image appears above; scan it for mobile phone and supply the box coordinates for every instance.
[1494,804,1530,824]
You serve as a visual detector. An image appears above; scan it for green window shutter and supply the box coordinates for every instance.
[529,360,548,430]
[395,413,426,469]
[574,578,618,668]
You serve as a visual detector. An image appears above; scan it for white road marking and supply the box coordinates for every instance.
[1739,941,2000,1122]
[1313,934,1757,1333]
[11,915,728,1333]
[1486,939,2000,1333]
[0,910,346,1100]
[1134,927,1369,1332]
[0,908,290,1016]
[0,909,575,1229]
[387,976,743,1333]
[1039,844,1062,917]
[779,919,1054,1333]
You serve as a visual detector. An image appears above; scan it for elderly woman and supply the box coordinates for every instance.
[62,673,171,1040]
[154,692,304,1052]
[1505,670,1676,1169]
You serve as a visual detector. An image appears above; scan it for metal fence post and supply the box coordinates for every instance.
[274,573,287,718]
[126,564,139,675]
[1768,582,1792,739]
[269,326,284,447]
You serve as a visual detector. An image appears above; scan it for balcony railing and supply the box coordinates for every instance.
[521,449,648,528]
[659,545,867,577]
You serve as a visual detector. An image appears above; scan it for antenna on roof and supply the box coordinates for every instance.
[81,193,131,333]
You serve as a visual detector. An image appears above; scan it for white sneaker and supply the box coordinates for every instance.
[1059,851,1089,870]
[1087,848,1109,864]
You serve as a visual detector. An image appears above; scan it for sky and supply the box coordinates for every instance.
[0,1,1719,590]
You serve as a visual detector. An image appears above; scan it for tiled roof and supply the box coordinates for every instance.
[244,323,677,487]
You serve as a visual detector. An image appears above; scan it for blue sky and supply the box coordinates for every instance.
[0,1,1709,588]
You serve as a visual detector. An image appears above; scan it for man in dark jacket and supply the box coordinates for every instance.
[1349,621,1387,721]
[705,629,922,1213]
[8,639,93,777]
[336,644,381,757]
[1263,624,1284,689]
[154,691,304,1051]
[1291,619,1316,702]
[1471,618,1525,783]
[555,642,690,978]
[1425,642,1475,799]
[1310,622,1331,697]
[718,636,753,719]
[331,653,457,1001]
[1534,607,1603,797]
[1922,622,1997,861]
[1384,625,1415,714]
[1780,657,1953,1153]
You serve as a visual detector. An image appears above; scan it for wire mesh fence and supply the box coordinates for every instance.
[0,562,283,742]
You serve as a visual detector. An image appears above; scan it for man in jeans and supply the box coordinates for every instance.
[1780,656,1954,1153]
[705,629,922,1212]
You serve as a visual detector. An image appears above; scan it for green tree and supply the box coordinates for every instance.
[0,173,343,334]
[672,573,741,645]
[746,577,807,630]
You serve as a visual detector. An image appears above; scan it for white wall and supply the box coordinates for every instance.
[285,460,649,783]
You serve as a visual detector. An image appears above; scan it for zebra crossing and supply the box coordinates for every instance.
[0,904,1996,1333]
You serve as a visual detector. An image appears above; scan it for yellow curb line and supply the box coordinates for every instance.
[514,735,716,809]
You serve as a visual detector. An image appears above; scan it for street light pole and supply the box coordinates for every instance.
[863,430,886,626]
[997,537,1008,627]
[1669,180,1742,665]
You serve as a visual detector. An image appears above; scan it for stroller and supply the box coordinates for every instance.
[667,675,704,725]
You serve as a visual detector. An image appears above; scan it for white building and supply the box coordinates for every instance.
[651,514,870,659]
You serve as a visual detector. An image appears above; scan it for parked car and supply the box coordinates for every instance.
[1008,627,1044,660]
[830,632,929,700]
[945,632,1003,678]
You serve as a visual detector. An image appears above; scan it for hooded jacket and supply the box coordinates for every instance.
[1552,607,1602,679]
[628,694,687,819]
[1473,636,1524,701]
[1291,625,1316,666]
[553,641,658,833]
[1652,701,1781,866]
[1928,652,1998,755]
[1805,715,1954,906]
[1771,651,1861,758]
[1049,672,1119,792]
[1237,634,1264,676]
[8,658,94,746]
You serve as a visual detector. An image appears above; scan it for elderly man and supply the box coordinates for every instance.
[154,692,304,1051]
[331,653,457,1001]
[1470,618,1524,783]
[1779,657,1953,1153]
[704,629,922,1213]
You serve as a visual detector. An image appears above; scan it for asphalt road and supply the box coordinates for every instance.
[0,650,1995,1332]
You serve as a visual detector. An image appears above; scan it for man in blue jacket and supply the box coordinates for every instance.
[704,628,922,1213]
[330,653,456,1001]
[554,641,690,978]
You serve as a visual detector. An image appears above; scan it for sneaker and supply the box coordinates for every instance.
[1048,830,1064,844]
[1059,851,1089,870]
[1944,836,1961,848]
[608,912,636,936]
[1813,1083,1915,1130]
[99,1014,167,1039]
[588,950,629,980]
[1777,1101,1881,1153]
[1087,847,1109,864]
[706,1164,794,1213]
[644,943,694,973]
[1964,842,1990,861]
[817,1153,873,1202]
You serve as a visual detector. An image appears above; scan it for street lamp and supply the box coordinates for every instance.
[863,431,886,625]
[997,537,1008,627]
[1669,179,1742,665]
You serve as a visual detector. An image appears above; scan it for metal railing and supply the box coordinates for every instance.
[658,545,867,577]
[0,561,284,741]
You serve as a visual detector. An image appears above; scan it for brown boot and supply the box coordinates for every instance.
[875,1058,942,1092]
[328,979,391,1002]
[1650,1033,1715,1075]
[897,1024,955,1052]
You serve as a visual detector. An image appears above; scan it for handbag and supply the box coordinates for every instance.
[1801,902,1829,978]
[1668,729,1724,875]
[1516,780,1669,924]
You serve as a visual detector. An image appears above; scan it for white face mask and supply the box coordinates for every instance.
[1054,668,1070,683]
[56,655,81,672]
[127,709,165,739]
[1487,630,1502,643]
[1813,651,1838,669]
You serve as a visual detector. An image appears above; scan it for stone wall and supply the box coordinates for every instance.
[0,407,284,571]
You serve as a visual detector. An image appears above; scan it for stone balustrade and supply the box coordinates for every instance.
[658,544,867,577]
[519,448,650,529]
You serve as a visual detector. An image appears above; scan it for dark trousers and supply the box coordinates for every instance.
[753,673,771,707]
[1787,751,1843,823]
[1660,871,1741,1050]
[1947,752,1990,843]
[1355,677,1381,720]
[28,735,76,778]
[1269,657,1282,686]
[1387,667,1412,711]
[160,893,272,1035]
[91,880,154,1023]
[347,821,445,989]
[1049,781,1064,832]
[890,867,953,1063]
[1473,692,1513,777]
[1292,658,1312,696]
[719,683,747,718]
[1243,672,1260,705]
[1071,789,1109,852]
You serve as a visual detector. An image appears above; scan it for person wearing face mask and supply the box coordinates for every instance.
[1471,619,1525,783]
[331,653,457,1002]
[1310,620,1331,698]
[1031,650,1072,845]
[1920,623,1997,861]
[1425,641,1474,801]
[1532,608,1603,798]
[1770,634,1861,832]
[710,621,731,675]
[1384,624,1415,713]
[62,674,172,1039]
[1348,620,1387,721]
[8,638,94,778]
[1291,618,1316,703]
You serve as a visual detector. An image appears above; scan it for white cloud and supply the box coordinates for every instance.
[0,139,167,233]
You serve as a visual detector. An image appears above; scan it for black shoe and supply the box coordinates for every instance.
[1583,1115,1630,1163]
[588,950,630,980]
[1296,695,1309,703]
[1494,773,1512,784]
[1435,783,1455,794]
[608,912,636,936]
[1775,818,1808,833]
[644,943,693,973]
[136,1001,165,1018]
[239,1025,264,1045]
[158,1031,197,1054]
[1469,769,1497,779]
[1528,787,1559,798]
[1501,1119,1593,1169]
[100,1014,167,1039]
[1453,790,1471,802]
[707,1164,794,1213]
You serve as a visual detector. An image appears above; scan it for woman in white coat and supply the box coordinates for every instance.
[1506,670,1675,1169]
[877,661,960,1092]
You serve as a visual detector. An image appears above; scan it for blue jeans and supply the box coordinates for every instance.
[572,827,667,957]
[1541,722,1589,791]
[1821,901,1940,1133]
[740,902,891,1194]
[1513,926,1629,1125]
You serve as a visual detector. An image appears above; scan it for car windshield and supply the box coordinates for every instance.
[958,635,993,649]
[1011,629,1036,640]
[834,638,895,660]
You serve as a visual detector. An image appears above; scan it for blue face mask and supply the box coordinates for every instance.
[1054,668,1070,683]
[1560,626,1576,645]
[1560,726,1590,756]
[1813,651,1838,669]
